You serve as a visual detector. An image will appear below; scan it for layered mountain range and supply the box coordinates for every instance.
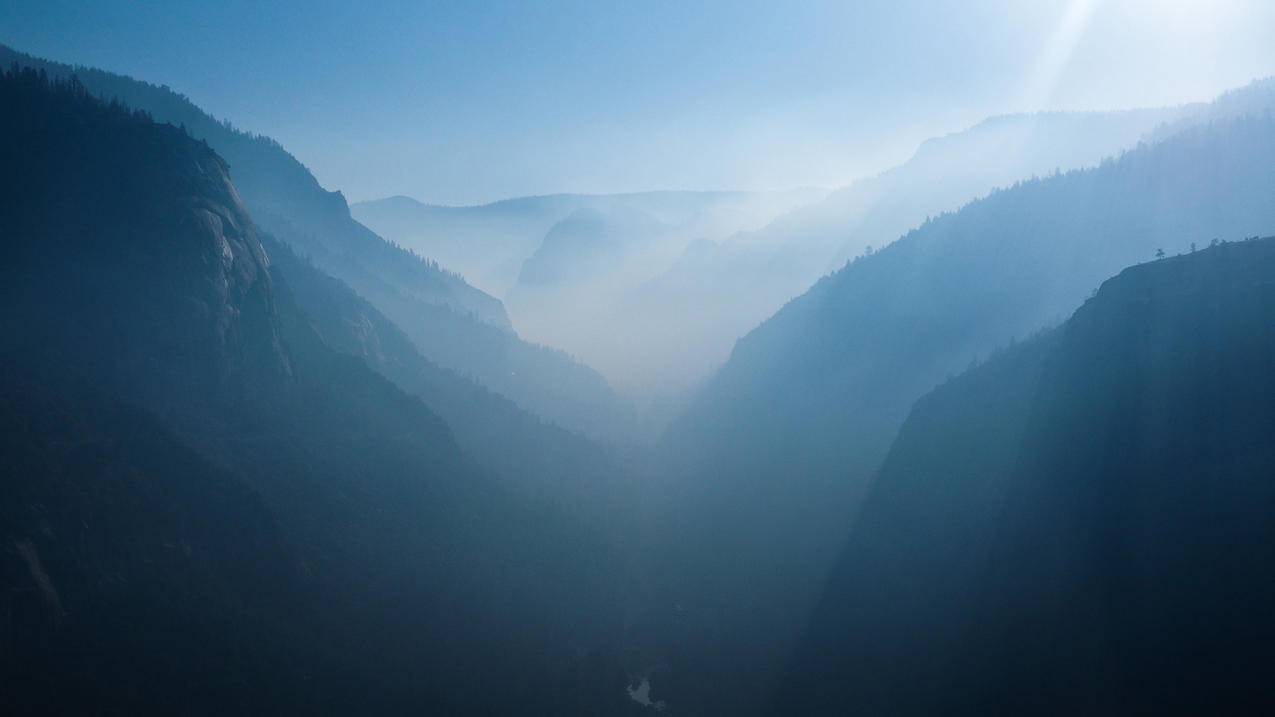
[4,36,1275,717]
[0,66,630,715]
[352,189,823,296]
[641,78,1275,714]
[357,107,1192,410]
[777,236,1275,715]
[0,44,636,445]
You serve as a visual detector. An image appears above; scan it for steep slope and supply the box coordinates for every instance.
[0,69,627,714]
[768,332,1061,715]
[624,107,1186,398]
[0,45,503,329]
[0,43,636,445]
[650,108,1275,713]
[359,189,825,409]
[263,233,631,522]
[0,67,339,712]
[677,111,1275,483]
[0,368,334,715]
[779,237,1275,715]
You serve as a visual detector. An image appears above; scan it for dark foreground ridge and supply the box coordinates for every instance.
[0,43,637,446]
[0,67,630,715]
[777,237,1275,715]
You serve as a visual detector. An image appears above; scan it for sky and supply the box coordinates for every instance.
[5,0,1275,205]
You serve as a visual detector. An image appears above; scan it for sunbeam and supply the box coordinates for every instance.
[1021,0,1101,111]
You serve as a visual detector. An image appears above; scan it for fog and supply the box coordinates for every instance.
[362,103,1192,427]
[7,3,1275,715]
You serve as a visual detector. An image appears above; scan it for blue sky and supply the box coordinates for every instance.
[6,0,1275,204]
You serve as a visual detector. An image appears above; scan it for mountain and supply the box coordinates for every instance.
[646,90,1275,714]
[516,207,666,287]
[504,204,693,411]
[822,107,1202,268]
[1147,75,1275,143]
[356,109,1187,410]
[777,237,1275,715]
[353,193,588,295]
[0,43,636,445]
[622,107,1188,404]
[0,45,503,330]
[352,189,823,296]
[674,102,1275,486]
[357,189,824,414]
[0,68,628,714]
[262,233,631,521]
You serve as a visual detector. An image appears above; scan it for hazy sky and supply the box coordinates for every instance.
[6,0,1275,204]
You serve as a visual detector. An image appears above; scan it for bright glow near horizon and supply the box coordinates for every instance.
[5,0,1274,204]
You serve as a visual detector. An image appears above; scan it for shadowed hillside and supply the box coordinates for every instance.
[0,69,629,715]
[646,99,1275,714]
[0,44,637,445]
[5,13,1275,715]
[778,237,1275,715]
[620,107,1188,401]
[263,233,633,524]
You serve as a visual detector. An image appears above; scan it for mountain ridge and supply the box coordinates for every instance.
[0,42,637,444]
[642,91,1275,714]
[0,66,629,714]
[776,236,1275,714]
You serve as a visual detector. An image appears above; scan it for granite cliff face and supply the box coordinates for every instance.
[0,68,630,715]
[0,43,636,445]
[0,65,316,714]
[0,69,290,404]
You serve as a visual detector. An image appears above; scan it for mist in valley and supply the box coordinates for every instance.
[5,2,1275,715]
